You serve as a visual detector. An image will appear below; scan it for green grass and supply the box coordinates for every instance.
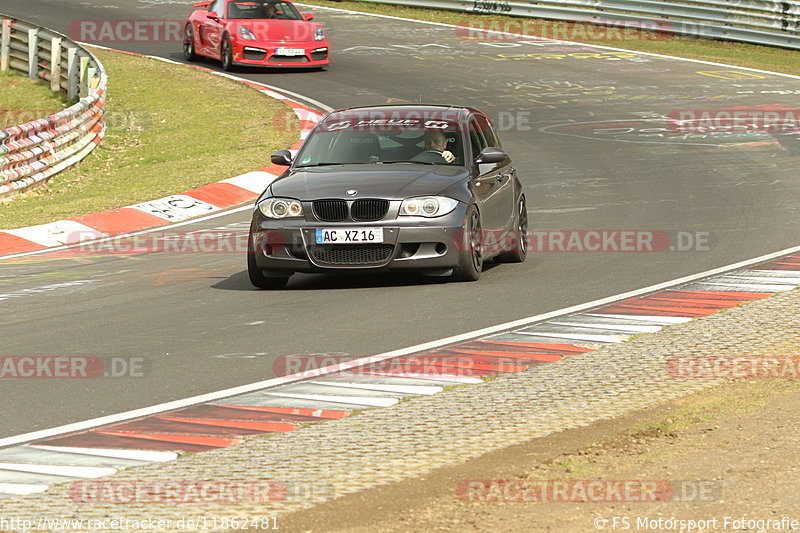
[0,71,68,129]
[305,0,800,76]
[0,49,298,229]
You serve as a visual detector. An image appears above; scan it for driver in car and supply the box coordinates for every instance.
[413,130,456,163]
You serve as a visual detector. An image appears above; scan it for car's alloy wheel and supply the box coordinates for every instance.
[221,37,233,71]
[496,195,528,263]
[452,205,483,282]
[183,24,197,61]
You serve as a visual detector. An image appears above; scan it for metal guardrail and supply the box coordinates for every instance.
[0,14,107,200]
[363,0,800,49]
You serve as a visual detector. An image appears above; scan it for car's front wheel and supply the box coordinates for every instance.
[221,36,234,71]
[451,205,483,282]
[247,249,290,289]
[495,195,528,263]
[183,24,197,61]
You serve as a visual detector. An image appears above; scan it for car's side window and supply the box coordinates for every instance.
[476,115,500,148]
[469,119,488,159]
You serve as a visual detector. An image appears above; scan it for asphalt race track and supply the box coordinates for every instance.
[1,0,799,439]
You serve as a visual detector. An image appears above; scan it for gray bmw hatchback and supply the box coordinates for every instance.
[247,104,527,289]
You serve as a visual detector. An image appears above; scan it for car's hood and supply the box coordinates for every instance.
[269,164,469,200]
[234,20,318,43]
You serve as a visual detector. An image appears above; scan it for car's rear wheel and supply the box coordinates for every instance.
[495,195,528,263]
[221,36,234,71]
[247,246,290,289]
[183,24,197,61]
[452,205,483,282]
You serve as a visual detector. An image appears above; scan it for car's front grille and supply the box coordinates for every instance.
[310,50,328,61]
[351,199,389,222]
[308,244,394,266]
[270,55,308,62]
[313,200,348,222]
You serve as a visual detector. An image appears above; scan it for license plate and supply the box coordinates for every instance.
[315,228,384,244]
[276,48,304,56]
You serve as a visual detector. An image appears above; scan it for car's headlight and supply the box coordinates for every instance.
[258,198,304,219]
[239,26,257,40]
[399,196,459,218]
[314,27,325,41]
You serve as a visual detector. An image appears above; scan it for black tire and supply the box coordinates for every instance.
[495,195,528,263]
[183,24,197,61]
[451,205,483,282]
[247,251,290,289]
[221,36,234,71]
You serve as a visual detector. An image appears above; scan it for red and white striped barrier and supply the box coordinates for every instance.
[0,15,107,200]
[0,49,323,257]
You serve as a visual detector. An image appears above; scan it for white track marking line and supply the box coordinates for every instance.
[247,82,334,112]
[694,281,793,291]
[306,380,443,395]
[28,446,177,462]
[1,242,799,449]
[586,314,692,324]
[0,483,48,496]
[515,331,624,343]
[353,371,483,384]
[549,321,663,333]
[262,393,399,408]
[0,463,116,478]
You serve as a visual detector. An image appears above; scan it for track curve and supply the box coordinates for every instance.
[1,0,799,438]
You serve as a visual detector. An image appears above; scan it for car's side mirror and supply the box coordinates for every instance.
[206,11,220,21]
[303,13,315,21]
[475,147,508,165]
[271,149,293,166]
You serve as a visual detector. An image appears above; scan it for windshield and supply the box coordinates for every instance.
[227,1,302,20]
[295,118,465,167]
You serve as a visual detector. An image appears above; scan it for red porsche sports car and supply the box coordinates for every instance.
[184,0,330,70]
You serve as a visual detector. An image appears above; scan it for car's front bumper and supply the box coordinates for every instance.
[232,41,330,67]
[250,210,468,274]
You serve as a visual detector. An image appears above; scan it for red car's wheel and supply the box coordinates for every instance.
[221,35,234,71]
[183,23,197,61]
